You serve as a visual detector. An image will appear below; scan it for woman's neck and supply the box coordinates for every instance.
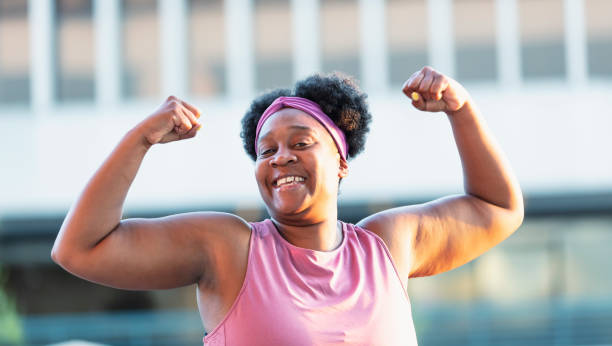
[271,217,342,252]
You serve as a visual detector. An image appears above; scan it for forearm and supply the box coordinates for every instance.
[52,127,151,259]
[447,101,523,211]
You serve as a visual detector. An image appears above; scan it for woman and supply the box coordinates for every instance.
[52,67,524,345]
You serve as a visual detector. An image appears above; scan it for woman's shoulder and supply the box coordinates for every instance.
[177,211,252,233]
[170,211,253,255]
[243,218,273,236]
[341,220,388,246]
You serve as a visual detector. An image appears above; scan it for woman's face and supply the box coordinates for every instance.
[254,108,348,222]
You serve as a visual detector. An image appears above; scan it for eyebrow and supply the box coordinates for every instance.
[258,125,315,142]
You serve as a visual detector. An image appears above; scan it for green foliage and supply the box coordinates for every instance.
[0,266,23,344]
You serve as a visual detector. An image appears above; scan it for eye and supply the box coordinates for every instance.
[294,139,313,148]
[259,148,275,157]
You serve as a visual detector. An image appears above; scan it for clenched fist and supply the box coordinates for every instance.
[137,96,202,146]
[402,67,471,115]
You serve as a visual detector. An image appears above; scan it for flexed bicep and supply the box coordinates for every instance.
[390,66,524,278]
[408,195,521,278]
[56,212,251,290]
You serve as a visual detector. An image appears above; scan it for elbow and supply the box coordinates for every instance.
[51,223,81,269]
[512,205,525,231]
[50,234,76,269]
[492,193,524,237]
[514,188,525,225]
[505,183,525,232]
[50,245,81,274]
[51,242,92,279]
[507,196,525,233]
[50,245,62,264]
[50,247,58,263]
[50,243,68,267]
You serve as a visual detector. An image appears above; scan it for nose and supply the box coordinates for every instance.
[270,147,297,167]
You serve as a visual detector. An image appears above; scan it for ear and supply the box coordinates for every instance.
[338,157,349,178]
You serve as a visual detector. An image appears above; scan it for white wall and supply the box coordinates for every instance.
[1,82,611,217]
[1,0,611,218]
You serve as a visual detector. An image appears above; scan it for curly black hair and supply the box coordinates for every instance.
[240,72,372,161]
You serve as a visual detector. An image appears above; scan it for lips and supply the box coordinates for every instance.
[273,175,306,187]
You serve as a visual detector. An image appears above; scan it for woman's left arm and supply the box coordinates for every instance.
[359,66,524,279]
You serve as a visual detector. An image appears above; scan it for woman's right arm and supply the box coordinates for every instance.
[51,96,251,290]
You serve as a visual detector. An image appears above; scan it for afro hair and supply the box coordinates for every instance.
[240,72,372,161]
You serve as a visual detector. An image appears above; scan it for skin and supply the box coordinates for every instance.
[254,108,348,251]
[51,67,523,333]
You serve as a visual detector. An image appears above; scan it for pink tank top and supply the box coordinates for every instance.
[203,219,418,345]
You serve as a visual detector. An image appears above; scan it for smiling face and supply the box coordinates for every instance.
[254,108,348,224]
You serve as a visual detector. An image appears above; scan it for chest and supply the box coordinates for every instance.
[223,239,414,342]
[203,224,418,345]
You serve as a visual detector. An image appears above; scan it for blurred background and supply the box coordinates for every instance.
[1,0,611,344]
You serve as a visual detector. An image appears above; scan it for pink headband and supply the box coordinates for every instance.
[254,96,348,160]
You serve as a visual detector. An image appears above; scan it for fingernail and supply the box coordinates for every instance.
[411,92,420,101]
[196,124,203,131]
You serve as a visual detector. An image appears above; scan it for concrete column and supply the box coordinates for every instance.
[94,0,121,107]
[496,0,522,88]
[563,0,587,86]
[359,0,388,93]
[291,0,320,81]
[29,0,55,113]
[426,0,454,77]
[225,0,255,99]
[159,0,188,97]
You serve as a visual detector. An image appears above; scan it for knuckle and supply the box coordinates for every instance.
[170,101,181,112]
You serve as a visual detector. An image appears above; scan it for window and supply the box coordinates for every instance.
[121,0,159,99]
[386,0,428,86]
[410,215,612,303]
[55,0,94,102]
[586,0,612,78]
[0,0,29,105]
[454,0,497,82]
[189,0,226,97]
[519,0,566,79]
[254,0,293,91]
[321,0,360,80]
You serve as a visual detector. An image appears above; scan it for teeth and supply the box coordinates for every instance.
[275,176,305,186]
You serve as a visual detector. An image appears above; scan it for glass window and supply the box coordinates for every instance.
[454,0,497,82]
[586,0,612,78]
[410,215,612,303]
[518,0,566,80]
[386,0,428,87]
[254,0,292,91]
[189,0,226,97]
[321,0,360,80]
[55,0,94,102]
[0,0,30,105]
[121,0,159,100]
[561,217,612,300]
